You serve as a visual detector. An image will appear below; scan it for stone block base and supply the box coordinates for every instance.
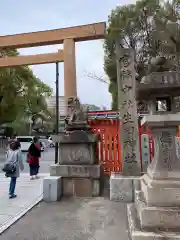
[141,174,180,207]
[136,193,180,230]
[62,178,100,197]
[110,173,140,202]
[127,203,180,240]
[43,176,62,202]
[50,164,100,178]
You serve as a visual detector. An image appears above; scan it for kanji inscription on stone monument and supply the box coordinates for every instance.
[159,131,173,172]
[116,47,141,175]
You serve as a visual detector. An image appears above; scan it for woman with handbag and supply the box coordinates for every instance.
[27,137,41,180]
[2,141,24,199]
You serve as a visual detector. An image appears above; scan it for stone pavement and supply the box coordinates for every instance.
[0,173,49,235]
[0,197,129,240]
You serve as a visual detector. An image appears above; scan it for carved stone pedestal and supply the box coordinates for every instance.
[50,130,100,197]
[128,114,180,239]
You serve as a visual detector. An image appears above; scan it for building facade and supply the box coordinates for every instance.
[46,96,66,117]
[46,96,101,116]
[82,104,101,112]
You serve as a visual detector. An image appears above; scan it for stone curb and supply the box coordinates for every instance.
[0,194,43,235]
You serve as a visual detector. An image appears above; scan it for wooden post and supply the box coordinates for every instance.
[63,38,77,103]
[116,43,141,176]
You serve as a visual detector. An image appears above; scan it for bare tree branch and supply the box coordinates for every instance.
[84,71,109,84]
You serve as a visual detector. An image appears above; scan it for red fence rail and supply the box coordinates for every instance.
[89,119,121,175]
[88,111,155,176]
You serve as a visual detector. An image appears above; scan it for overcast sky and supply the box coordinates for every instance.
[1,0,135,109]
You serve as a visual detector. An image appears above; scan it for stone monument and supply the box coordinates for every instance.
[128,69,180,239]
[110,46,141,202]
[48,96,100,198]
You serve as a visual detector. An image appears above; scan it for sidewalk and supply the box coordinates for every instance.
[0,197,129,240]
[0,153,6,162]
[0,173,49,234]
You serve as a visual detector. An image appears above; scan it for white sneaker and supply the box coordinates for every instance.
[30,176,34,180]
[35,175,40,179]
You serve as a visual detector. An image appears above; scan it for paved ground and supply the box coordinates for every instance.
[0,147,129,239]
[0,147,53,235]
[0,197,129,240]
[0,173,49,234]
[0,148,55,174]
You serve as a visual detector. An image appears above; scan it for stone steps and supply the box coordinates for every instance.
[127,203,180,240]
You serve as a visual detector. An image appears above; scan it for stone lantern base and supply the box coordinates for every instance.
[128,114,180,239]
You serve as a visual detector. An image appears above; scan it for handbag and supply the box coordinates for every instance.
[2,162,16,174]
[2,151,17,174]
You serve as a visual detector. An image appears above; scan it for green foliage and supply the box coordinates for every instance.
[108,81,118,110]
[0,48,52,130]
[6,116,30,135]
[153,1,180,63]
[104,0,180,109]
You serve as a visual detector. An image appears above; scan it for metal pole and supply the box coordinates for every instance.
[29,121,32,136]
[55,62,59,164]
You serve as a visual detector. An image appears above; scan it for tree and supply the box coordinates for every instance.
[104,0,170,110]
[0,48,52,129]
[153,1,180,64]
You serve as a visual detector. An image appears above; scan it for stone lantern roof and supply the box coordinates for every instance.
[136,71,180,101]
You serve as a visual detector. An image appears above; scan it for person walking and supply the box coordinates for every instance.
[2,141,24,199]
[27,137,41,180]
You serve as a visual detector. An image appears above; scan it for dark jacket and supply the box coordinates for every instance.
[27,143,41,165]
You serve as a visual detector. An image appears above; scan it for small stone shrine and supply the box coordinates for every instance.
[128,66,180,239]
[49,97,100,198]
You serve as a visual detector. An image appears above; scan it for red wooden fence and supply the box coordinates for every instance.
[89,119,121,175]
[88,111,180,175]
[89,118,154,175]
[88,113,153,175]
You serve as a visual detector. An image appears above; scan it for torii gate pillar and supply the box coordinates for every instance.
[64,39,77,101]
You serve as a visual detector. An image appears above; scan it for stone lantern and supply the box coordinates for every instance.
[138,71,180,114]
[128,71,180,239]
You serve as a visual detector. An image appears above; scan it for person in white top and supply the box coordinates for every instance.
[2,141,24,199]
